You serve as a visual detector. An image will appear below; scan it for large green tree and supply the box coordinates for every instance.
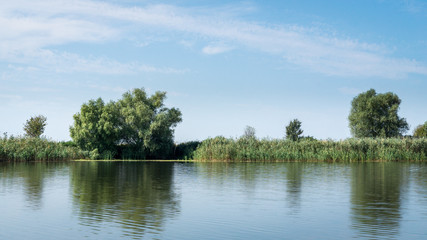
[117,88,182,158]
[286,119,303,141]
[413,121,427,137]
[70,88,182,159]
[70,98,120,154]
[348,89,408,138]
[24,115,47,138]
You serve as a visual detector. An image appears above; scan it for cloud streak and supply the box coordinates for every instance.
[1,0,427,78]
[202,44,233,55]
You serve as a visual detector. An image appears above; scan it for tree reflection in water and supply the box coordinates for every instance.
[70,162,179,238]
[285,163,303,211]
[351,162,409,239]
[0,162,67,210]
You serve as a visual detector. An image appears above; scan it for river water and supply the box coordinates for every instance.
[0,162,426,239]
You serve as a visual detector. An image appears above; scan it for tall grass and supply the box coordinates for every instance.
[0,135,89,162]
[193,137,427,162]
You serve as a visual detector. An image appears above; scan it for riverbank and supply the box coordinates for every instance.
[193,137,427,162]
[2,135,426,162]
[0,136,88,162]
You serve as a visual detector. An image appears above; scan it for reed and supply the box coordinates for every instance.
[0,135,89,162]
[193,137,427,162]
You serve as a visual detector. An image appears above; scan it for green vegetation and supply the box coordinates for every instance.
[70,88,182,159]
[23,115,47,138]
[2,87,425,162]
[173,141,201,160]
[193,137,427,162]
[0,134,88,162]
[348,89,409,138]
[413,121,427,137]
[286,119,303,141]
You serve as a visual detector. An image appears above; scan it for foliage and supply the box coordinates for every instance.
[70,88,182,159]
[0,134,88,162]
[173,141,201,160]
[23,115,47,138]
[193,137,427,162]
[70,98,120,155]
[413,122,427,137]
[348,89,409,138]
[117,88,182,159]
[286,119,303,141]
[242,126,256,139]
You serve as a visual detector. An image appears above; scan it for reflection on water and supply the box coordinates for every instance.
[351,163,409,239]
[0,162,68,209]
[1,162,427,239]
[285,163,304,210]
[70,162,179,239]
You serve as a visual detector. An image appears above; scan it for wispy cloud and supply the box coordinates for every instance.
[1,0,427,78]
[202,44,233,55]
[5,49,187,75]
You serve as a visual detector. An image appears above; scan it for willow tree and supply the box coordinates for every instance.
[69,98,120,155]
[348,89,408,138]
[70,88,182,159]
[116,88,182,159]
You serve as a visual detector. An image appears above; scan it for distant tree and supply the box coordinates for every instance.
[286,119,303,141]
[24,115,47,138]
[242,126,256,139]
[413,121,427,137]
[348,89,408,138]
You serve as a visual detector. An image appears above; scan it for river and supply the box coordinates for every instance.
[0,162,426,239]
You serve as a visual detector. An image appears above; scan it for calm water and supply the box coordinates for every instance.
[1,162,427,239]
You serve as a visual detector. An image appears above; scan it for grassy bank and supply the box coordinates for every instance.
[0,136,88,162]
[193,137,427,162]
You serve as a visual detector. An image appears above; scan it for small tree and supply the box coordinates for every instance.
[242,126,256,139]
[286,119,303,141]
[24,115,47,138]
[413,121,427,137]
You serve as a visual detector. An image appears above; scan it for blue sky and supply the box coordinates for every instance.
[1,0,426,142]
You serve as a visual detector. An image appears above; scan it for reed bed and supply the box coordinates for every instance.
[193,137,427,162]
[0,135,89,162]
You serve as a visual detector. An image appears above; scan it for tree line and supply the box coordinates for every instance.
[13,88,427,160]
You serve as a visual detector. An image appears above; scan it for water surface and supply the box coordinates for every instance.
[1,162,426,239]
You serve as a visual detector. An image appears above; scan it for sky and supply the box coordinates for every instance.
[0,0,426,142]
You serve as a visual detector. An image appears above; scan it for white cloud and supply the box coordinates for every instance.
[202,45,233,55]
[0,0,426,78]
